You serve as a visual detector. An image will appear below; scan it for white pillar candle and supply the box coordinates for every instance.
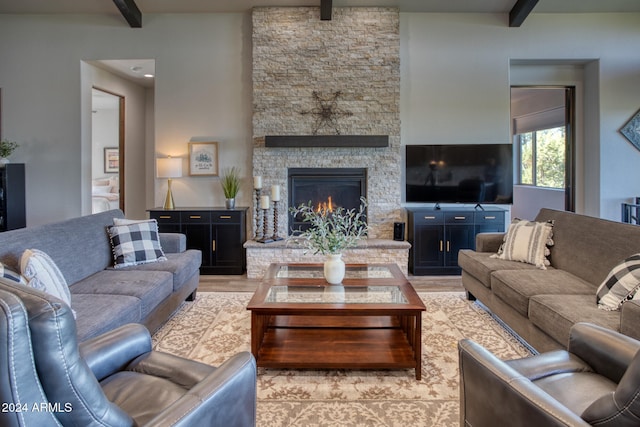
[253,176,262,189]
[260,195,270,209]
[271,184,281,202]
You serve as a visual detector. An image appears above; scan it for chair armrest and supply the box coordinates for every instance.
[568,322,640,383]
[475,232,505,253]
[143,352,257,427]
[621,300,640,341]
[160,233,186,253]
[458,339,590,427]
[79,323,153,381]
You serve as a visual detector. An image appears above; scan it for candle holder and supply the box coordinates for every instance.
[257,205,274,244]
[271,200,284,241]
[253,188,262,239]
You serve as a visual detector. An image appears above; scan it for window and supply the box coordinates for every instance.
[516,126,565,189]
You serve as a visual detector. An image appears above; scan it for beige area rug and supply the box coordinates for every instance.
[152,292,532,426]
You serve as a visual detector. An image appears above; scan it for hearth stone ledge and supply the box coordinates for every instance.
[244,238,410,279]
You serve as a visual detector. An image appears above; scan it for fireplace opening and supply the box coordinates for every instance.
[288,168,367,235]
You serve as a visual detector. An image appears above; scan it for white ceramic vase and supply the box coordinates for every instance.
[324,253,345,285]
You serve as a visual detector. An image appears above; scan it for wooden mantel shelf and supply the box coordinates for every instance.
[265,135,389,148]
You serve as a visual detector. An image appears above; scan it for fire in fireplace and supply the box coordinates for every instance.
[288,168,367,234]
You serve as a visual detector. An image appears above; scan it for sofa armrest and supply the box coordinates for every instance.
[568,322,640,383]
[475,232,505,253]
[458,339,590,427]
[621,300,640,341]
[144,352,257,427]
[160,233,186,253]
[79,323,153,381]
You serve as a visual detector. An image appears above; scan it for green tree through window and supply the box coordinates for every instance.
[517,126,565,189]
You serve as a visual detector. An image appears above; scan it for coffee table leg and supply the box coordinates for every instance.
[251,312,268,362]
[414,313,422,380]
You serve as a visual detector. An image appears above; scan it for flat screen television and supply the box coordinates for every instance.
[405,144,513,204]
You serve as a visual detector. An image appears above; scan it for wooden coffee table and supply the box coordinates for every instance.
[247,263,426,380]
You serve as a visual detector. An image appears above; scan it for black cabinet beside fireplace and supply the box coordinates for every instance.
[149,207,247,275]
[407,207,505,275]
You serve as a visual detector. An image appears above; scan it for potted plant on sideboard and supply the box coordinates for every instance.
[220,167,241,209]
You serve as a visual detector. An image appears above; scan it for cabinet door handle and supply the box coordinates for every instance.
[454,216,466,220]
[424,216,436,220]
[439,240,443,252]
[447,241,450,252]
[190,215,201,219]
[159,215,171,219]
[212,240,216,252]
[219,215,232,219]
[484,216,496,220]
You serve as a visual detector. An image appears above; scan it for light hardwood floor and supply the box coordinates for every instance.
[198,273,464,293]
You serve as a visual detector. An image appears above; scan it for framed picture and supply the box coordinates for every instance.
[188,141,219,176]
[104,147,119,173]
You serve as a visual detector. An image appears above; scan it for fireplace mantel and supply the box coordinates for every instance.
[265,135,389,148]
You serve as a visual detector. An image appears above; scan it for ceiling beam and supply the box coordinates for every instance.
[320,0,332,21]
[112,0,142,28]
[509,0,539,27]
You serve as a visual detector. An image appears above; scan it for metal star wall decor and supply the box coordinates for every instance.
[300,91,353,135]
[620,109,640,152]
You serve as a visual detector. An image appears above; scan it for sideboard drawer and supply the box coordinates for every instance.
[211,211,243,223]
[150,211,180,224]
[181,211,211,223]
[444,212,473,224]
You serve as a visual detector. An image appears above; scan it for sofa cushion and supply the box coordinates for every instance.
[0,210,122,286]
[107,220,167,268]
[20,248,72,309]
[70,270,173,319]
[529,294,621,347]
[114,250,201,292]
[492,269,595,317]
[493,219,554,269]
[72,293,142,342]
[595,253,640,311]
[458,250,541,288]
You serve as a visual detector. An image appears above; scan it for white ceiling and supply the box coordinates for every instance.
[1,0,640,14]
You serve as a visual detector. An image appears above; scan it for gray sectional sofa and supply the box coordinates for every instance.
[0,209,201,341]
[459,208,640,352]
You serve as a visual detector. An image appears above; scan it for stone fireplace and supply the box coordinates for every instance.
[245,7,408,278]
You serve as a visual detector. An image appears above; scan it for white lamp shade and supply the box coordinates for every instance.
[157,157,182,178]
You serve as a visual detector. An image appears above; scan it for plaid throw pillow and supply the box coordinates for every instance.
[0,261,27,285]
[107,219,167,268]
[596,254,640,311]
[491,218,554,269]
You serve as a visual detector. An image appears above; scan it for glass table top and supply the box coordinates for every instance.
[265,285,408,304]
[272,264,395,279]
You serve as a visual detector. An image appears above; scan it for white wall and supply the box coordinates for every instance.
[0,13,252,225]
[401,12,640,220]
[0,12,638,225]
[512,185,565,221]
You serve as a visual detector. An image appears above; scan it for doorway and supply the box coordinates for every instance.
[91,87,124,213]
[510,86,576,219]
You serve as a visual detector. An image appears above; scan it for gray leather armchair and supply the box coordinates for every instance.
[458,322,640,427]
[0,279,257,427]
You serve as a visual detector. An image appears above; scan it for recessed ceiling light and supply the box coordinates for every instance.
[130,66,143,73]
[144,73,154,78]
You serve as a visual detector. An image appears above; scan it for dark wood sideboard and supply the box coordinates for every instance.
[149,207,247,275]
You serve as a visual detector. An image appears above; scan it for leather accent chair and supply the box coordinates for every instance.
[0,279,257,427]
[458,322,640,427]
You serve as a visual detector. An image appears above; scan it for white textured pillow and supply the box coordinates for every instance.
[492,219,554,269]
[20,249,72,307]
[596,254,640,311]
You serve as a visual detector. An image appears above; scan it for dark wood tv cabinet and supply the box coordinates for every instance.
[407,207,506,275]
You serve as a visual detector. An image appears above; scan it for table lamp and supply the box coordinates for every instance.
[157,157,182,209]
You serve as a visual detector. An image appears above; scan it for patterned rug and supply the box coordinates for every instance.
[152,292,532,426]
